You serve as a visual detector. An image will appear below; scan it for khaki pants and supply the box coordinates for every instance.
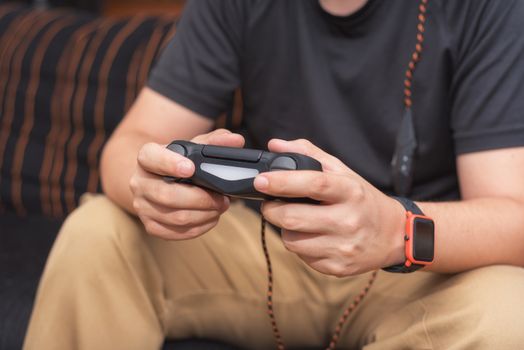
[24,195,524,350]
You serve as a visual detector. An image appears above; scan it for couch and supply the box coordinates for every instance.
[0,4,240,349]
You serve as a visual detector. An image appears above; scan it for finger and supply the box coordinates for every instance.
[261,201,345,234]
[267,139,347,173]
[296,256,348,277]
[138,142,195,178]
[255,171,357,202]
[133,198,224,228]
[280,229,329,259]
[141,216,219,241]
[192,128,245,148]
[192,128,231,142]
[134,173,230,210]
[281,232,353,277]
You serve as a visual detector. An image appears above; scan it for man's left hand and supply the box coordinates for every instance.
[255,139,407,277]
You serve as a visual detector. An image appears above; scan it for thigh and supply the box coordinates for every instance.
[88,195,524,349]
[64,195,379,349]
[346,271,446,349]
[145,201,377,349]
[355,266,524,350]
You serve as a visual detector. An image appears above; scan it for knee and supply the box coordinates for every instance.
[429,265,524,348]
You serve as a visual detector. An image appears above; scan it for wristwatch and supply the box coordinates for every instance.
[383,197,435,273]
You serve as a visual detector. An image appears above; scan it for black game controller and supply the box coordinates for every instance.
[165,140,323,202]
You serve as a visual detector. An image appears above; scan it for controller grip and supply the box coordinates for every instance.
[164,140,322,204]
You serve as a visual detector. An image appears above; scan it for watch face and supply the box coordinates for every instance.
[412,217,435,262]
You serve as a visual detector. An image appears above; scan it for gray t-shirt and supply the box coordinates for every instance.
[149,0,524,201]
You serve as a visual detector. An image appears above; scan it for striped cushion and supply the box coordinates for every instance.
[0,5,177,217]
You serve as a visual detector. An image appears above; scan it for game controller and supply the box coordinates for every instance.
[165,140,323,202]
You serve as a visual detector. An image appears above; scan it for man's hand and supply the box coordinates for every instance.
[255,139,406,277]
[130,129,244,240]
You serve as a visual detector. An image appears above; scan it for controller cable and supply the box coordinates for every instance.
[259,0,429,348]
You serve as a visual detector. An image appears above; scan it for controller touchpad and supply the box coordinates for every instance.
[200,163,260,181]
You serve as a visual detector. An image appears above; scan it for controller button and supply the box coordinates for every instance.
[270,156,297,171]
[167,143,187,157]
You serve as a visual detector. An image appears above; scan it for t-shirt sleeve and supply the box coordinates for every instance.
[147,0,245,120]
[448,0,524,154]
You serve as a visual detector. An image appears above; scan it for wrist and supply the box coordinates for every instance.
[381,196,408,268]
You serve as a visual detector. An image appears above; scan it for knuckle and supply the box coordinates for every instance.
[281,214,301,231]
[349,181,365,201]
[192,134,205,143]
[341,263,360,277]
[281,232,296,251]
[164,150,184,176]
[157,182,179,207]
[182,227,200,239]
[342,216,360,233]
[296,138,311,147]
[199,192,217,209]
[341,177,365,202]
[132,199,141,212]
[143,220,158,236]
[164,156,179,176]
[157,193,170,207]
[330,264,348,278]
[260,202,270,217]
[311,176,330,197]
[190,219,218,238]
[269,175,285,191]
[136,149,146,166]
[338,243,356,257]
[154,183,170,205]
[333,272,346,279]
[129,176,139,193]
[208,219,220,230]
[322,214,337,229]
[172,210,192,226]
[282,239,296,252]
[137,143,153,165]
[282,234,300,253]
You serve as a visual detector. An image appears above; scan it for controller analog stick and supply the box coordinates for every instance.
[270,156,297,171]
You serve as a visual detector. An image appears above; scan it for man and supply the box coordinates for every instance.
[25,0,524,349]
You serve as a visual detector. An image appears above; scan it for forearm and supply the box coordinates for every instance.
[99,88,216,214]
[100,131,148,214]
[418,197,524,273]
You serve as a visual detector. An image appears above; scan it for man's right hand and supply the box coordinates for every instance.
[129,129,245,240]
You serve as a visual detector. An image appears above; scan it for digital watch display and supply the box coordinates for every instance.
[412,217,435,262]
